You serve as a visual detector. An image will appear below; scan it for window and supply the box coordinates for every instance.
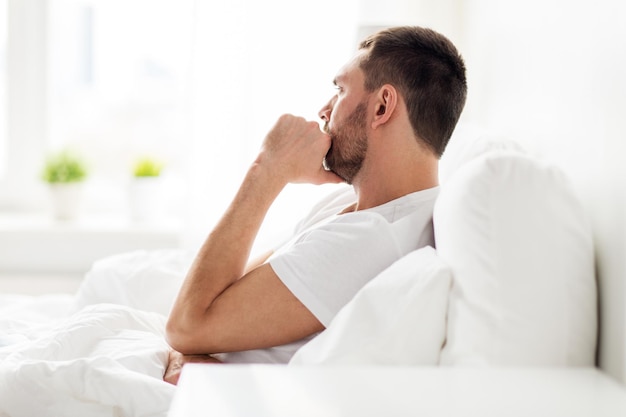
[48,0,194,163]
[46,0,195,212]
[0,0,357,225]
[0,0,194,212]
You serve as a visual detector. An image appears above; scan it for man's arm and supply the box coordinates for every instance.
[243,250,274,275]
[166,114,342,355]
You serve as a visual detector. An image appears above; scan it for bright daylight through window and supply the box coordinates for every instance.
[0,0,195,212]
[0,0,354,222]
[46,0,194,212]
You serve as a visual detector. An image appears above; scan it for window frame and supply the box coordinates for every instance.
[0,0,48,210]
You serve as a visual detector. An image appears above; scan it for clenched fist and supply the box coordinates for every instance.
[255,114,344,185]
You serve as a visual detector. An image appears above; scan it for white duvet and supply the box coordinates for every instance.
[0,249,194,417]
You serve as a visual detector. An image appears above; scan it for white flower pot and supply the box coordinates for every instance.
[129,177,165,222]
[48,182,84,221]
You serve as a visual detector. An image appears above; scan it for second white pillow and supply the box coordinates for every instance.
[289,246,451,366]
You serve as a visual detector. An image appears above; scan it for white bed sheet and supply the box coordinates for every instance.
[0,249,192,417]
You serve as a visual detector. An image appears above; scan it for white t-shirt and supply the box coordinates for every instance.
[214,185,440,364]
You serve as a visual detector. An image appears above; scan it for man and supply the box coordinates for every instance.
[164,26,466,383]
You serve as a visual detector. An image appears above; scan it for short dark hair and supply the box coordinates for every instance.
[359,26,467,157]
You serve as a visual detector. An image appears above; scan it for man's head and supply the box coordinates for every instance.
[358,26,467,157]
[320,26,467,184]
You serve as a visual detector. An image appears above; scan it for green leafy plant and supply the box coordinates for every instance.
[41,151,88,183]
[133,157,163,177]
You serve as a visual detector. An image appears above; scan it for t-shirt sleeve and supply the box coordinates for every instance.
[268,212,402,327]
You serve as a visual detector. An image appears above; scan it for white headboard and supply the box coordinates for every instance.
[581,173,626,384]
[442,125,626,384]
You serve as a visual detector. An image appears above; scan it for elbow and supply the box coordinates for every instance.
[165,315,200,355]
[166,310,223,355]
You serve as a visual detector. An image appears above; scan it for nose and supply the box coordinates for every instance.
[318,97,335,123]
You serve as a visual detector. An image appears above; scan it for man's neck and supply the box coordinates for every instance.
[351,144,439,211]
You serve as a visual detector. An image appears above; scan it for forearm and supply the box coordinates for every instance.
[189,163,284,297]
[167,164,285,343]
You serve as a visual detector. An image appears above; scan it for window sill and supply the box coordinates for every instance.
[0,212,183,275]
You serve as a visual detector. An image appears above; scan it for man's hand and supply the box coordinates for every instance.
[163,350,222,386]
[256,114,343,185]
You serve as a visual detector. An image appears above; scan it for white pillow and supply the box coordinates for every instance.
[289,246,451,366]
[435,151,597,366]
[72,249,193,316]
[440,124,526,183]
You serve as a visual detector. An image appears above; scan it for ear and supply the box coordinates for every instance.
[371,84,398,130]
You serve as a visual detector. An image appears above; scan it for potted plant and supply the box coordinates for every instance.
[129,157,165,222]
[133,158,163,178]
[41,151,88,220]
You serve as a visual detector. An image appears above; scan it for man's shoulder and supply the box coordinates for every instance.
[361,186,440,223]
[295,185,356,232]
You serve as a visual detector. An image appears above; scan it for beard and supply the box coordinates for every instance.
[323,101,369,184]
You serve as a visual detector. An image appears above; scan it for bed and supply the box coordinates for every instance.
[0,249,194,417]
[1,125,625,416]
